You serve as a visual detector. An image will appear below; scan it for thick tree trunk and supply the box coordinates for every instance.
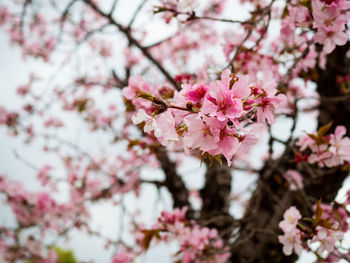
[155,146,191,209]
[229,43,350,263]
[200,161,234,237]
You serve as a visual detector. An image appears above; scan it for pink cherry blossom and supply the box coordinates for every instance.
[132,109,162,137]
[112,245,136,263]
[201,84,244,122]
[314,28,349,54]
[325,125,350,166]
[279,206,302,233]
[278,230,303,256]
[311,226,343,254]
[156,110,179,145]
[283,170,304,191]
[183,114,219,152]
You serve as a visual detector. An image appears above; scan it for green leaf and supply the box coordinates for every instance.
[314,200,324,223]
[141,229,161,250]
[53,247,77,263]
[214,155,222,166]
[317,121,333,138]
[136,91,155,101]
[26,247,77,263]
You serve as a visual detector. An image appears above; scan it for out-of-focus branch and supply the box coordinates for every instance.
[159,8,252,25]
[109,0,120,16]
[189,15,252,24]
[153,146,191,210]
[127,0,148,29]
[82,0,180,91]
[200,161,233,236]
[226,0,276,72]
[144,34,179,49]
[230,42,350,263]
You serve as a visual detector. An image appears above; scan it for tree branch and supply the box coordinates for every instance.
[153,146,191,210]
[200,161,233,236]
[82,0,180,90]
[229,42,350,262]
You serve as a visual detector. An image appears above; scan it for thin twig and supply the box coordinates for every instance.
[127,0,148,29]
[109,0,120,16]
[83,0,180,90]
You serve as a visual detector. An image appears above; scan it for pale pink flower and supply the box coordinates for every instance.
[308,144,333,167]
[314,28,349,54]
[278,230,303,256]
[201,86,243,122]
[112,245,135,263]
[220,69,251,98]
[207,118,239,166]
[312,0,347,30]
[279,206,302,232]
[281,5,310,44]
[37,165,52,186]
[123,76,152,101]
[325,125,350,166]
[183,114,219,152]
[296,134,317,151]
[312,0,349,53]
[201,70,246,122]
[132,109,162,137]
[311,226,343,254]
[156,111,179,145]
[253,72,286,124]
[44,117,64,128]
[283,170,304,191]
[238,132,259,155]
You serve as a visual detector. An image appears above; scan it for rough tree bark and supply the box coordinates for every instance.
[227,43,350,263]
[200,161,234,238]
[154,146,191,209]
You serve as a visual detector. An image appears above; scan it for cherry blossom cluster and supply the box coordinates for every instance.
[280,0,350,55]
[127,70,286,165]
[0,143,160,262]
[112,245,136,263]
[133,207,230,263]
[57,147,157,200]
[296,125,350,167]
[279,201,350,260]
[0,176,87,228]
[0,228,59,263]
[0,6,56,61]
[0,106,18,128]
[280,3,311,48]
[312,0,350,54]
[275,0,350,83]
[0,175,90,262]
[111,208,230,263]
[278,206,304,256]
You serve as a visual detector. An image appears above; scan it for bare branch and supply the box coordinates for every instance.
[82,0,180,90]
[127,0,148,29]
